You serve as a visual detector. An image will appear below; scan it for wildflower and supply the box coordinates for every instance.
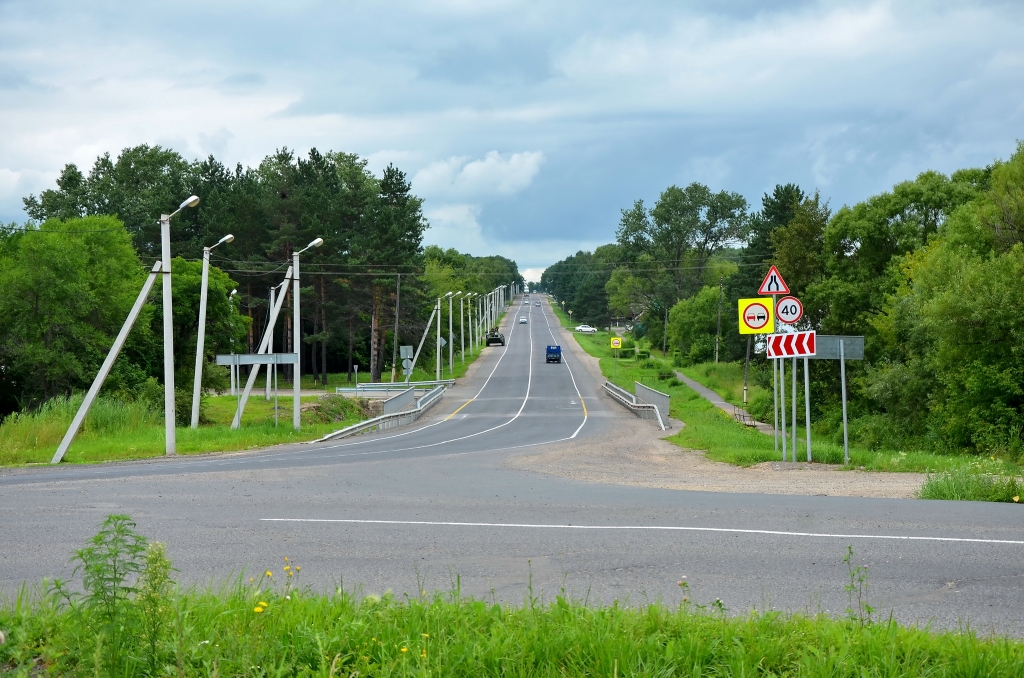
[253,607,264,614]
[249,577,254,583]
[288,571,294,577]
[285,595,291,600]
[284,565,291,571]
[421,649,427,658]
[284,556,289,562]
[296,566,301,572]
[401,648,408,653]
[266,570,273,577]
[422,634,429,638]
[259,601,268,607]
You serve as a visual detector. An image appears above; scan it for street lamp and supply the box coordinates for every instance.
[449,291,462,373]
[190,233,234,428]
[464,293,475,357]
[159,195,200,455]
[292,237,324,429]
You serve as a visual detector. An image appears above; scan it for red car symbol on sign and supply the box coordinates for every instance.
[743,302,770,330]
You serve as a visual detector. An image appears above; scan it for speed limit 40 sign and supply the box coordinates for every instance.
[776,296,803,324]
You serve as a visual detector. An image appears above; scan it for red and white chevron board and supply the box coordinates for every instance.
[767,331,816,357]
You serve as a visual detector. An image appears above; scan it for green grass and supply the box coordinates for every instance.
[0,393,365,466]
[680,361,771,411]
[918,467,1024,502]
[4,524,1024,677]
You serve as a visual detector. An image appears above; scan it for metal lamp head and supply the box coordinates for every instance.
[179,195,200,210]
[309,237,324,249]
[217,234,235,246]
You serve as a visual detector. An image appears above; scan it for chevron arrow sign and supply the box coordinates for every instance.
[766,331,816,357]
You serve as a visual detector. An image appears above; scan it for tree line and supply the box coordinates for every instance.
[541,142,1024,456]
[0,145,523,417]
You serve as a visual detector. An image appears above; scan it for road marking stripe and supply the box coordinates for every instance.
[541,301,588,437]
[260,518,1024,545]
[445,398,475,420]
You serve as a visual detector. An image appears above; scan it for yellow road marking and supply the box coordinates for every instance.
[446,398,475,420]
[581,398,587,417]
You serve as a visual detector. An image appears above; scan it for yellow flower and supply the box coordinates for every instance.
[422,634,429,638]
[401,647,408,653]
[1014,496,1020,503]
[284,565,291,571]
[249,577,254,583]
[253,607,264,614]
[295,566,301,572]
[288,571,294,577]
[259,601,268,606]
[284,556,289,562]
[265,571,273,577]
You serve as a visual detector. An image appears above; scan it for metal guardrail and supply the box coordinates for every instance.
[382,387,415,415]
[335,379,455,397]
[312,385,447,442]
[602,382,667,430]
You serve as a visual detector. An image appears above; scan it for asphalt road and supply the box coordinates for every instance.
[2,297,1023,635]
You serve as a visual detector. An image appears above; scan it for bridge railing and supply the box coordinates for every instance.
[602,382,667,430]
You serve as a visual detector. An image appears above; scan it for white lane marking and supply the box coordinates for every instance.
[541,301,587,438]
[260,518,1024,546]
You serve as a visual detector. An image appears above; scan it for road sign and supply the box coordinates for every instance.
[776,296,803,324]
[738,298,774,334]
[400,345,414,359]
[758,266,790,295]
[767,331,815,357]
[808,335,864,360]
[401,358,414,370]
[610,337,622,349]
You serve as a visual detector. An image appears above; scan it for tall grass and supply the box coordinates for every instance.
[0,395,159,464]
[4,568,1024,676]
[0,394,363,465]
[919,468,1024,502]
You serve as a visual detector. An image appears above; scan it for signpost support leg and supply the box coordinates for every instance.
[780,358,787,461]
[773,358,779,457]
[743,336,751,405]
[804,357,811,462]
[792,356,797,460]
[840,339,850,465]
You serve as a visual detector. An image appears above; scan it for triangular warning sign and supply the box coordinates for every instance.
[758,265,790,295]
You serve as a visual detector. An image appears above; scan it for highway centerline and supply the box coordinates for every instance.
[260,518,1024,546]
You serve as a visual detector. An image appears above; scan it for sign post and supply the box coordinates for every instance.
[610,337,622,379]
[756,267,791,459]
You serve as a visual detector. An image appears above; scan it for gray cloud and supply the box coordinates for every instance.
[1,0,1022,269]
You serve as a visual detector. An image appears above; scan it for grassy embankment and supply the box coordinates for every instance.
[0,328,498,466]
[549,303,1023,499]
[3,515,1023,676]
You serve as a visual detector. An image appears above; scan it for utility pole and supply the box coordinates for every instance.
[715,277,723,363]
[435,297,442,381]
[390,274,401,383]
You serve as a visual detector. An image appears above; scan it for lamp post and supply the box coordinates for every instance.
[448,291,461,373]
[159,195,200,455]
[292,237,324,429]
[436,296,442,381]
[191,233,234,428]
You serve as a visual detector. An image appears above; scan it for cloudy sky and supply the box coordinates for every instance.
[1,1,1022,280]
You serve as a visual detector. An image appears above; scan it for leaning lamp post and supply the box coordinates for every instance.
[293,237,324,429]
[160,195,200,455]
[190,233,234,428]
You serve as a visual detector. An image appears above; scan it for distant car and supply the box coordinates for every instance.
[575,324,597,333]
[534,301,541,306]
[519,316,528,324]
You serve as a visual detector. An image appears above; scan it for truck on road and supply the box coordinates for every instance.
[485,328,505,346]
[546,345,561,363]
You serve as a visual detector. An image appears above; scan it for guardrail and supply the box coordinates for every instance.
[382,387,415,415]
[312,385,447,442]
[602,382,667,430]
[335,379,456,397]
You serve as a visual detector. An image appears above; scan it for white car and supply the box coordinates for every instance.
[519,316,528,324]
[574,324,597,333]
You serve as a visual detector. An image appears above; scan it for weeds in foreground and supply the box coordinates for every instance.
[2,516,1024,676]
[918,467,1024,502]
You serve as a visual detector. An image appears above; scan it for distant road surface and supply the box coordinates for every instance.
[2,297,1022,635]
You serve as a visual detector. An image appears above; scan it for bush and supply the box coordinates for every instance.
[619,348,635,359]
[657,368,675,380]
[635,350,651,361]
[638,359,658,369]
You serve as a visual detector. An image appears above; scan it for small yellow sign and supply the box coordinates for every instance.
[738,298,774,334]
[610,337,622,349]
